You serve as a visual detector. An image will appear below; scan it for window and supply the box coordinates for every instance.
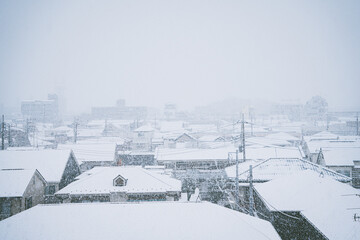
[113,175,127,187]
[45,185,56,195]
[25,197,32,210]
[1,201,11,215]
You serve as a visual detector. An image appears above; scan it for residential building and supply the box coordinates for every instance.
[55,166,181,203]
[0,169,46,220]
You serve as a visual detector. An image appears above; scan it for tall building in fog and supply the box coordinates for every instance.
[21,94,59,122]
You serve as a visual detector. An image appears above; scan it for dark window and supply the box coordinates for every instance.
[25,197,32,209]
[45,185,56,195]
[1,201,11,215]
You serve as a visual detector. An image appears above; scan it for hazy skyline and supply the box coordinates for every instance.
[0,0,359,114]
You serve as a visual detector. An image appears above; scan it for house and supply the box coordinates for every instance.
[0,150,81,202]
[302,133,360,187]
[0,202,281,240]
[225,158,350,183]
[0,169,46,220]
[55,166,181,203]
[225,158,351,211]
[132,125,154,151]
[174,133,197,148]
[253,171,360,240]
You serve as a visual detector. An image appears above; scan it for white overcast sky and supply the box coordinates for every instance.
[0,0,359,113]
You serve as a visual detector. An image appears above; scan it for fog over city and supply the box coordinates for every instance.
[1,1,360,240]
[0,0,359,114]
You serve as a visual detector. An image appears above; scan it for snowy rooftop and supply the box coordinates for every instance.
[254,171,360,240]
[322,147,360,166]
[0,202,280,240]
[155,146,235,162]
[57,143,116,164]
[134,125,154,132]
[225,158,351,182]
[306,138,360,153]
[56,166,181,195]
[305,131,339,141]
[265,132,299,142]
[0,169,38,197]
[238,145,304,160]
[246,136,292,147]
[0,149,73,183]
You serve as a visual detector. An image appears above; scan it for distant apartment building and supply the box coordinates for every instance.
[21,94,59,122]
[272,99,303,121]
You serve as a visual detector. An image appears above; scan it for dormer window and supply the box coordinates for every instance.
[113,175,127,187]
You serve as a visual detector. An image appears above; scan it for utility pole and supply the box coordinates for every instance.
[73,119,78,143]
[1,115,4,150]
[250,114,254,136]
[235,149,239,210]
[8,123,11,147]
[249,164,254,216]
[356,113,359,136]
[104,119,108,137]
[241,113,246,163]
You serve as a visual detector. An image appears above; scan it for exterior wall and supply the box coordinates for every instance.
[327,166,352,178]
[23,173,46,209]
[253,190,327,240]
[110,192,128,202]
[159,160,232,170]
[118,154,155,166]
[70,195,110,203]
[352,161,360,188]
[0,198,21,221]
[127,193,167,202]
[132,131,154,151]
[0,172,46,221]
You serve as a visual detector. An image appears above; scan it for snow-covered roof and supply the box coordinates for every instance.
[246,137,292,147]
[0,202,281,240]
[254,171,360,240]
[57,143,116,164]
[238,146,304,160]
[155,146,235,162]
[0,169,39,197]
[134,125,154,132]
[306,138,360,153]
[225,158,351,182]
[198,135,224,142]
[0,150,74,183]
[307,131,339,141]
[56,166,181,195]
[265,132,299,142]
[322,148,360,166]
